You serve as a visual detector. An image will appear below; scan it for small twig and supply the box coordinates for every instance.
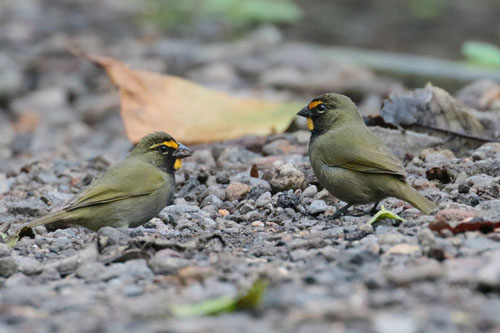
[414,124,500,143]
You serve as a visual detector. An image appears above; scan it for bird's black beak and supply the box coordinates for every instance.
[297,107,311,118]
[173,143,192,158]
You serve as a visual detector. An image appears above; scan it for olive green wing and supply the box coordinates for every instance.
[64,158,165,211]
[318,126,406,179]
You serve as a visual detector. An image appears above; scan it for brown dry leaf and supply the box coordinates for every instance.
[83,53,301,144]
[429,218,500,235]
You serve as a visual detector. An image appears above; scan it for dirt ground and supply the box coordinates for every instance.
[1,1,500,332]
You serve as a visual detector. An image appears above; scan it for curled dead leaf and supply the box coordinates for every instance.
[380,83,498,154]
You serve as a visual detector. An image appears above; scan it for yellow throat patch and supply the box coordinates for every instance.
[307,117,314,131]
[174,159,182,170]
[149,140,179,150]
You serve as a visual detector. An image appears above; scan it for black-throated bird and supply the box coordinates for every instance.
[297,93,437,218]
[13,131,192,238]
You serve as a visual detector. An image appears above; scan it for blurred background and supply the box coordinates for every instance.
[1,0,500,166]
[139,0,500,57]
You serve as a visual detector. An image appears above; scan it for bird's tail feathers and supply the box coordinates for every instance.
[8,210,72,246]
[395,183,438,215]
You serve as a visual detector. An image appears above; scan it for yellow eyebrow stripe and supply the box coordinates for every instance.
[149,140,179,149]
[308,100,324,109]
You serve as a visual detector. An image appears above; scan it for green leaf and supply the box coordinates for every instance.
[235,279,267,310]
[462,41,500,68]
[367,205,405,225]
[170,296,236,317]
[234,0,302,24]
[1,231,18,248]
[6,235,19,248]
[171,279,267,317]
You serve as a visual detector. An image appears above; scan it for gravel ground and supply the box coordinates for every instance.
[1,2,500,333]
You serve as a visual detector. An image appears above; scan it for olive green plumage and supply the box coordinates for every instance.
[297,93,437,217]
[15,131,192,237]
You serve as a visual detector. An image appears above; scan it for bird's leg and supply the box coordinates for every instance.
[331,203,352,219]
[369,201,380,216]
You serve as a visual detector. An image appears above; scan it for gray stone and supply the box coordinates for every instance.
[76,262,106,282]
[100,260,153,282]
[161,204,201,217]
[290,248,317,261]
[417,228,437,247]
[201,205,217,214]
[466,174,492,188]
[373,313,416,333]
[0,243,11,257]
[202,218,217,228]
[35,171,58,184]
[190,149,216,168]
[378,232,410,246]
[0,256,17,277]
[49,236,72,252]
[473,142,500,158]
[313,189,332,201]
[256,191,272,208]
[148,256,190,275]
[39,266,61,282]
[248,177,272,191]
[16,256,43,275]
[262,139,303,156]
[0,173,10,194]
[32,225,47,236]
[478,257,500,289]
[238,200,256,214]
[0,53,23,97]
[385,261,445,285]
[301,185,318,200]
[462,237,500,255]
[206,186,226,201]
[123,285,144,297]
[7,198,47,217]
[270,163,305,191]
[308,200,327,215]
[477,200,500,219]
[201,194,223,208]
[217,147,259,170]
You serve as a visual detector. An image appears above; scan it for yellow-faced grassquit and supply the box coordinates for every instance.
[13,131,192,238]
[297,93,437,218]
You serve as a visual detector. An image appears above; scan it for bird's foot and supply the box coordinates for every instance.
[330,203,352,219]
[369,201,380,216]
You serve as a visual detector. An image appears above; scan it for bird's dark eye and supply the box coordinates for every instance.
[317,104,326,113]
[159,145,168,153]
